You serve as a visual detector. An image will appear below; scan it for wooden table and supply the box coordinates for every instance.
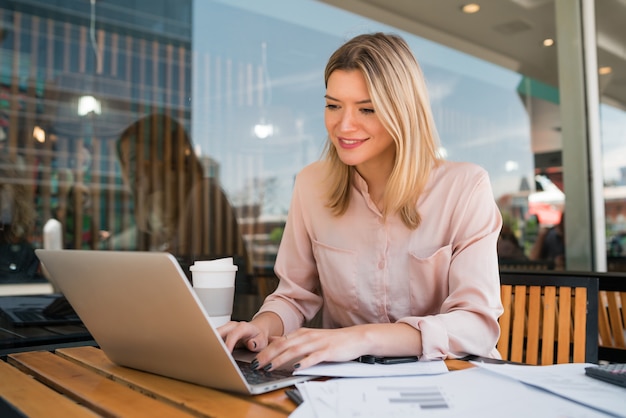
[0,346,472,417]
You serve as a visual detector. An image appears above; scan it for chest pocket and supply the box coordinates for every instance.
[312,239,358,312]
[407,245,452,315]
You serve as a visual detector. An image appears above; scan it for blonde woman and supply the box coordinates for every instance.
[220,33,503,370]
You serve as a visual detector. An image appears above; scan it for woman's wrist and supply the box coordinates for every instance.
[250,311,284,339]
[356,323,423,357]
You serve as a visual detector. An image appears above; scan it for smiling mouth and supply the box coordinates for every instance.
[340,138,366,145]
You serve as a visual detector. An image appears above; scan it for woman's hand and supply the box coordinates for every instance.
[253,323,422,371]
[218,311,284,353]
[218,320,268,352]
[254,327,365,371]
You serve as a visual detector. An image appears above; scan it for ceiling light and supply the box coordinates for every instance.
[543,38,554,47]
[598,66,612,75]
[505,161,519,172]
[253,121,274,139]
[77,95,102,116]
[461,3,481,13]
[33,126,46,143]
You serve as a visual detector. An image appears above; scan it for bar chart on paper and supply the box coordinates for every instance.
[337,382,451,417]
[379,385,449,410]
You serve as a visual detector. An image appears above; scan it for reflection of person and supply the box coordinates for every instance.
[220,33,503,370]
[64,182,95,249]
[113,113,249,272]
[497,224,526,260]
[0,156,41,281]
[530,212,565,269]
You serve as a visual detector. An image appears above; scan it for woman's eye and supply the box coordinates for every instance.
[361,108,375,115]
[325,104,339,110]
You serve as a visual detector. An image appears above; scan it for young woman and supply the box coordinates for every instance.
[220,32,503,371]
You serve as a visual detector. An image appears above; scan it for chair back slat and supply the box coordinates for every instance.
[556,286,572,363]
[525,286,542,365]
[510,285,527,363]
[619,291,626,348]
[572,287,588,362]
[541,286,557,365]
[598,291,613,346]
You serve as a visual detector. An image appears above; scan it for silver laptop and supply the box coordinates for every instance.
[35,249,313,395]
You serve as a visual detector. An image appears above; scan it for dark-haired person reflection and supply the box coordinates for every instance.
[0,156,41,282]
[219,33,503,371]
[113,113,249,274]
[530,211,565,270]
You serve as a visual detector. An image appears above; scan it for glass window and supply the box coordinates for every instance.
[1,0,620,353]
[597,1,626,272]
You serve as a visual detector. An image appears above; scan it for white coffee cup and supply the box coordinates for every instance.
[190,257,238,327]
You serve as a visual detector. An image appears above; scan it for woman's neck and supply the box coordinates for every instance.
[356,166,392,211]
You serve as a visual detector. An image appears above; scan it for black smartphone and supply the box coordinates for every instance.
[375,355,419,364]
[356,355,419,364]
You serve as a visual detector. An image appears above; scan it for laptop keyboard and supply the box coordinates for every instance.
[236,360,294,385]
[14,310,46,321]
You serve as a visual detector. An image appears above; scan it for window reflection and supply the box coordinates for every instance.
[113,113,249,278]
[0,155,43,283]
[0,0,624,293]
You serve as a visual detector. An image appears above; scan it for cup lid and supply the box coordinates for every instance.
[190,264,238,272]
[190,258,238,272]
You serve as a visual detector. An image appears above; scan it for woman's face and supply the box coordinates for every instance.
[324,70,395,176]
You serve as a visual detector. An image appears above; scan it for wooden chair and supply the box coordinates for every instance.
[597,273,626,363]
[497,272,598,365]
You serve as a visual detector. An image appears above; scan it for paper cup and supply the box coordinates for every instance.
[190,258,238,327]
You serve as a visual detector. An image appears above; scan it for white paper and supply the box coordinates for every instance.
[292,368,615,418]
[473,362,626,418]
[293,359,449,377]
[288,402,317,418]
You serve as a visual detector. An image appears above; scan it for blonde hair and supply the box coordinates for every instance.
[322,32,442,229]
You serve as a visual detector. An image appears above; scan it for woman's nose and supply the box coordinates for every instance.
[339,109,357,131]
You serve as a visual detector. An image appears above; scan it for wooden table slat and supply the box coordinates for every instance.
[56,346,292,417]
[0,359,100,418]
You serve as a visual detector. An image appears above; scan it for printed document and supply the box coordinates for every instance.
[291,367,615,418]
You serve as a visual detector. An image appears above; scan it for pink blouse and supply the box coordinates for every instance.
[256,160,503,360]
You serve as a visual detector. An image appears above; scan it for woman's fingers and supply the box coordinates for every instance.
[217,321,240,338]
[257,328,357,371]
[219,321,266,353]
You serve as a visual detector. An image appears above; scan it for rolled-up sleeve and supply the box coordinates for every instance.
[398,169,503,359]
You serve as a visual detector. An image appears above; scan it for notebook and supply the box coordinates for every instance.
[0,294,81,327]
[35,249,314,394]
